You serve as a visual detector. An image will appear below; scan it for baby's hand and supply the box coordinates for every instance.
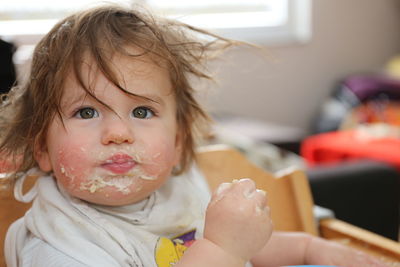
[203,178,273,262]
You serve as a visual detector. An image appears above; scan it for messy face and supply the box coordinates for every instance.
[35,52,182,206]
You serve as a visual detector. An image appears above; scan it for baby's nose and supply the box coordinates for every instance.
[101,119,134,145]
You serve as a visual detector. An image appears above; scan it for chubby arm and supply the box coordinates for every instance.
[175,238,246,267]
[251,231,389,267]
[176,179,273,267]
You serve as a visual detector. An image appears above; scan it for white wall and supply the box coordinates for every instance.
[203,0,400,135]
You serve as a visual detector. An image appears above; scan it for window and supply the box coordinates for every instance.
[0,0,311,46]
[156,0,312,45]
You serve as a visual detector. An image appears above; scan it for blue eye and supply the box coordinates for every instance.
[132,107,154,119]
[75,107,98,119]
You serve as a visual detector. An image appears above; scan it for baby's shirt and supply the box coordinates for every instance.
[5,165,211,267]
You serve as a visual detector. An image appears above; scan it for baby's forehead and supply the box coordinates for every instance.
[60,52,174,105]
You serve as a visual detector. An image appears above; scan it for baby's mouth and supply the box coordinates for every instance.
[101,153,136,174]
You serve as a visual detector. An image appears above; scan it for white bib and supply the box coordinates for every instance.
[5,166,210,267]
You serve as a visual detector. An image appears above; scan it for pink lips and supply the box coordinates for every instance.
[101,154,136,174]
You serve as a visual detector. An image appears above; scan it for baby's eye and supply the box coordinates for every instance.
[75,107,99,119]
[132,107,154,119]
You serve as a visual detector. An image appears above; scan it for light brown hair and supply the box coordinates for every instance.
[0,4,237,178]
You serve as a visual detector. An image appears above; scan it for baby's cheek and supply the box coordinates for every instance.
[53,147,91,190]
[142,142,177,176]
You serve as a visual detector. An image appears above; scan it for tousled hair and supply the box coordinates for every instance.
[0,4,237,178]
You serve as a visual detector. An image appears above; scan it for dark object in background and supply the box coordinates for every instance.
[307,160,400,241]
[0,38,17,94]
[313,74,400,133]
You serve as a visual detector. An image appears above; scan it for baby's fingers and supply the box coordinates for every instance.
[253,189,269,215]
[211,178,269,214]
[210,178,256,202]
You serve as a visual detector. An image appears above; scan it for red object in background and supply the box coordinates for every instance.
[301,130,400,169]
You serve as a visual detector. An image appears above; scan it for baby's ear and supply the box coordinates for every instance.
[34,141,52,172]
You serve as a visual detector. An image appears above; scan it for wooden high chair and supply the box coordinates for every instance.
[196,145,400,265]
[0,145,399,266]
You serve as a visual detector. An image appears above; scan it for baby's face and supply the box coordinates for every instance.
[35,52,182,206]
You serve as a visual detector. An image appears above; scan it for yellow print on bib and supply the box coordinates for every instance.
[155,230,196,267]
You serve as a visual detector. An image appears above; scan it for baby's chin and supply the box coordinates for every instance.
[55,179,149,206]
[70,187,153,206]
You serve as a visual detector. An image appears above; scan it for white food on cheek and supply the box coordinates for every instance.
[59,163,77,189]
[152,152,161,159]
